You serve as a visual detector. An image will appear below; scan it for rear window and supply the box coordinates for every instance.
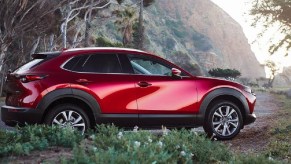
[14,51,60,74]
[14,59,44,74]
[64,54,122,74]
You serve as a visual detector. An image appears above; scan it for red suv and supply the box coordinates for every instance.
[1,48,256,139]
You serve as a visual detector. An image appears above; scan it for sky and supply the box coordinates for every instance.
[211,0,291,75]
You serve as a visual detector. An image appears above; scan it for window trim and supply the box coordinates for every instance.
[61,53,124,74]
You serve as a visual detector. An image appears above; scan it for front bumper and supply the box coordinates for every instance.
[1,105,42,126]
[244,113,256,125]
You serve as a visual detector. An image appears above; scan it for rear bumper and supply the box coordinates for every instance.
[244,113,256,125]
[1,105,42,126]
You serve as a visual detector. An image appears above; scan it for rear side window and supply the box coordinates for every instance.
[14,59,44,74]
[65,54,122,73]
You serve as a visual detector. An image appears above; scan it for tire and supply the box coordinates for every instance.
[44,104,90,134]
[203,100,243,140]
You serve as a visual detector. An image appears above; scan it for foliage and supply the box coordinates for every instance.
[95,37,123,47]
[264,60,279,88]
[114,6,138,47]
[250,0,291,55]
[65,124,231,163]
[0,124,283,163]
[265,94,291,161]
[208,68,241,79]
[0,125,83,157]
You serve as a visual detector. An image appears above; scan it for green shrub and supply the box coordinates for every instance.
[95,37,123,47]
[64,125,231,163]
[0,125,83,157]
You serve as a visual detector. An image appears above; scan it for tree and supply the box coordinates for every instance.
[136,0,155,50]
[114,6,138,47]
[0,0,65,71]
[59,0,111,48]
[264,60,279,88]
[250,0,291,55]
[208,68,241,79]
[0,0,66,95]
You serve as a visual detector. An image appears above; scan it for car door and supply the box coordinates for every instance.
[126,54,198,127]
[67,53,138,126]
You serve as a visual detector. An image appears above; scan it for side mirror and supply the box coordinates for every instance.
[171,68,182,79]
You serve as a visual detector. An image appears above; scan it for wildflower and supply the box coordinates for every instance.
[117,132,123,139]
[148,136,152,143]
[134,141,141,148]
[268,156,274,161]
[133,126,139,132]
[175,145,180,149]
[92,146,98,152]
[190,153,194,157]
[157,141,163,148]
[162,126,168,136]
[89,134,96,140]
[190,128,198,136]
[180,151,186,156]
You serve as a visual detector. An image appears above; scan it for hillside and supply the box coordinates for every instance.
[96,0,265,78]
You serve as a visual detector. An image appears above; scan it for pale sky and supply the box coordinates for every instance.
[211,0,291,75]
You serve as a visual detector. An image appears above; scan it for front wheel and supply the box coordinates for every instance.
[44,104,90,134]
[203,100,243,140]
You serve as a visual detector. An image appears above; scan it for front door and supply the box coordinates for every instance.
[126,54,198,127]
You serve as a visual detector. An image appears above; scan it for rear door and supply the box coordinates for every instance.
[66,53,138,126]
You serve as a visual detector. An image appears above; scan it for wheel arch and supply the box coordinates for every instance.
[36,88,101,128]
[199,88,250,124]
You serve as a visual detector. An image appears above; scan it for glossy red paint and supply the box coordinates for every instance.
[2,47,257,140]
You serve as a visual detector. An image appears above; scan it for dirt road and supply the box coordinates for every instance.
[223,92,280,154]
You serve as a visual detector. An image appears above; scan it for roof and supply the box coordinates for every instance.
[63,47,148,54]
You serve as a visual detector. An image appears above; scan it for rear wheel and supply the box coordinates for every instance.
[44,104,90,134]
[203,100,243,140]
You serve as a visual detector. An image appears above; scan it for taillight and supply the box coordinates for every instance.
[20,75,48,83]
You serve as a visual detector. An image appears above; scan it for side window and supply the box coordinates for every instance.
[128,55,172,76]
[82,54,122,73]
[66,54,122,73]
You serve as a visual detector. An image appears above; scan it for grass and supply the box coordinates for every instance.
[264,93,291,161]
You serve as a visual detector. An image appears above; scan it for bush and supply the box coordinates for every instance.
[0,125,83,156]
[208,68,241,79]
[65,124,231,163]
[95,37,123,47]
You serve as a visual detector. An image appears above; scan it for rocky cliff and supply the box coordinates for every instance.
[97,0,266,78]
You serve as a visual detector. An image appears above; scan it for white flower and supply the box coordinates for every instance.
[190,128,198,136]
[190,153,194,157]
[175,145,180,149]
[268,156,274,161]
[134,141,141,148]
[157,141,163,148]
[162,126,168,136]
[133,126,139,132]
[117,132,123,139]
[180,151,186,156]
[89,134,96,140]
[92,146,97,151]
[148,138,153,143]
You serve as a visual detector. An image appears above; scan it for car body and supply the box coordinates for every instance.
[1,47,256,139]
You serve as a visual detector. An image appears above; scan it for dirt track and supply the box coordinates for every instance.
[223,92,280,153]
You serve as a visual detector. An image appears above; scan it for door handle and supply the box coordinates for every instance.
[137,81,152,87]
[76,79,92,84]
